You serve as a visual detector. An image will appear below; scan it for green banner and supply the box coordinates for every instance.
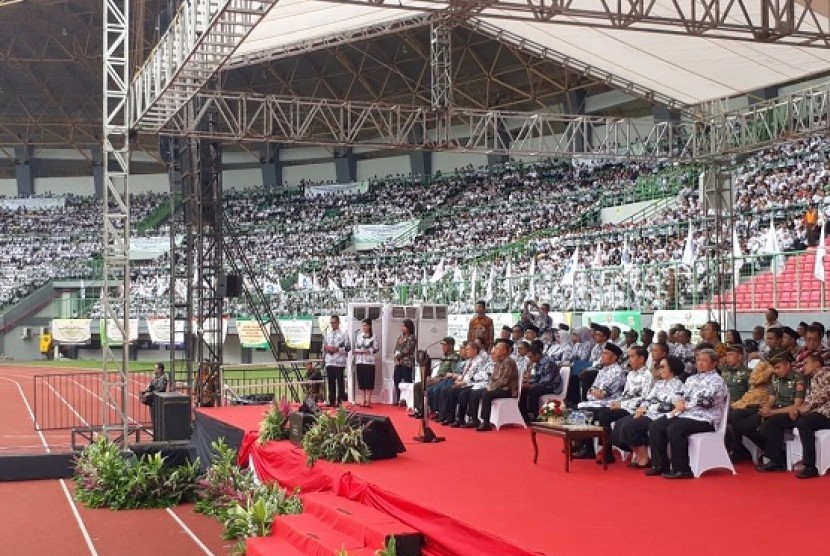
[236,319,270,349]
[582,311,641,332]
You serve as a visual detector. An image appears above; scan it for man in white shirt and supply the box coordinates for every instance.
[323,315,350,406]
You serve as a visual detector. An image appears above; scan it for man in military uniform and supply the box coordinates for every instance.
[793,353,830,478]
[722,344,753,460]
[467,300,495,352]
[754,352,806,472]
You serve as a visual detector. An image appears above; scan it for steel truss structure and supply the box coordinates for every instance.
[320,0,830,46]
[101,0,132,445]
[130,0,278,131]
[163,82,830,159]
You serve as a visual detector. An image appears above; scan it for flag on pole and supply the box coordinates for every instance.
[592,242,603,267]
[732,228,744,286]
[79,279,86,299]
[621,235,632,269]
[430,258,445,283]
[561,246,580,287]
[470,266,478,302]
[681,222,696,268]
[529,256,536,299]
[486,264,496,301]
[815,220,826,283]
[763,216,785,275]
[504,259,513,292]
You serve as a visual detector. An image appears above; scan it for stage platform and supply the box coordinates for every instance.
[194,404,830,556]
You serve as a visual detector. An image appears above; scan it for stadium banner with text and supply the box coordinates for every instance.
[51,319,92,344]
[582,311,641,332]
[352,220,419,251]
[0,197,65,211]
[305,181,369,198]
[447,313,521,345]
[146,318,186,345]
[130,235,182,260]
[192,317,230,346]
[100,319,140,346]
[277,316,314,350]
[236,319,271,349]
[651,310,710,342]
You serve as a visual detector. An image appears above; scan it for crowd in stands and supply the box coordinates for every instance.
[411,302,830,479]
[1,134,829,318]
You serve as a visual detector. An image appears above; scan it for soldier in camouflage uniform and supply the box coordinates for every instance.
[754,352,806,472]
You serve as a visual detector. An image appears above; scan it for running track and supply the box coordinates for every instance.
[0,364,229,555]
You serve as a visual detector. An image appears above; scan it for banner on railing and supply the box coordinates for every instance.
[129,235,183,260]
[353,220,419,251]
[100,319,140,346]
[146,318,186,345]
[51,319,92,344]
[651,310,709,336]
[236,319,271,349]
[582,311,641,332]
[192,317,229,346]
[0,197,65,211]
[305,181,369,198]
[277,316,313,350]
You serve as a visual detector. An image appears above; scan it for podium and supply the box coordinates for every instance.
[152,392,192,441]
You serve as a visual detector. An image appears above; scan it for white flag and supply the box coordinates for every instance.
[485,264,496,301]
[453,265,465,297]
[592,242,603,267]
[732,228,744,286]
[470,266,478,302]
[621,236,632,268]
[762,216,785,275]
[429,258,445,283]
[504,259,513,292]
[681,222,697,268]
[561,246,580,287]
[815,221,826,283]
[529,257,536,299]
[79,279,86,299]
[327,278,340,291]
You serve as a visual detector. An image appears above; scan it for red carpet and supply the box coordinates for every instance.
[200,405,830,556]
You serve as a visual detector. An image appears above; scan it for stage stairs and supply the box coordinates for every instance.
[247,492,423,556]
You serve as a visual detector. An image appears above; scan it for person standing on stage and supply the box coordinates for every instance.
[468,300,494,352]
[393,318,417,405]
[323,315,350,406]
[353,318,378,408]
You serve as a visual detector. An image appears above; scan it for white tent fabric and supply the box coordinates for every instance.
[230,1,830,106]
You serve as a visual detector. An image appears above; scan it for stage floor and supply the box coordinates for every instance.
[197,403,830,556]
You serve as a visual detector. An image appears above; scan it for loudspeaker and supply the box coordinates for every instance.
[289,411,316,446]
[356,413,406,460]
[225,274,242,297]
[153,392,192,441]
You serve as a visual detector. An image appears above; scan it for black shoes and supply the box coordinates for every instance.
[662,470,694,479]
[796,465,820,479]
[645,467,667,476]
[571,446,595,459]
[476,423,493,432]
[449,421,464,428]
[755,462,787,472]
[462,419,480,429]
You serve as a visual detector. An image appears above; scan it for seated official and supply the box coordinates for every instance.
[410,336,461,419]
[747,352,806,472]
[793,354,830,478]
[615,355,685,469]
[577,324,611,400]
[585,346,654,464]
[466,339,519,432]
[519,341,562,423]
[437,341,489,426]
[647,349,728,479]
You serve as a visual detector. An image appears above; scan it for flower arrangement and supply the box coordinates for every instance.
[539,399,565,422]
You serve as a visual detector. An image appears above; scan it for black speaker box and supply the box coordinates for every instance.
[153,392,192,441]
[288,411,316,446]
[225,274,242,297]
[356,413,406,460]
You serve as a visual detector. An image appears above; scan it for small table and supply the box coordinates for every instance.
[530,422,610,472]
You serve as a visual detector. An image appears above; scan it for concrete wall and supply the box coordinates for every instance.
[600,199,666,225]
[356,156,410,181]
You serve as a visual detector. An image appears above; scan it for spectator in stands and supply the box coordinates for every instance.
[392,319,417,406]
[765,307,781,330]
[353,318,378,408]
[646,348,728,479]
[793,354,830,478]
[615,355,685,469]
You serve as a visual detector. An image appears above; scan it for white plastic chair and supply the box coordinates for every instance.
[398,382,415,409]
[688,393,736,478]
[538,367,571,409]
[787,429,830,475]
[486,378,526,430]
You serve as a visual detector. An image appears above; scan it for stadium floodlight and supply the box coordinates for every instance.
[0,0,24,7]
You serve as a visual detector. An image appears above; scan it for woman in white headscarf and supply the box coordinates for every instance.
[570,326,594,362]
[546,328,574,365]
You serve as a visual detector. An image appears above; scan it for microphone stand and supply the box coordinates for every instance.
[414,339,446,444]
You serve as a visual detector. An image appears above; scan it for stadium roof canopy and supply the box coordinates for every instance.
[230,0,830,106]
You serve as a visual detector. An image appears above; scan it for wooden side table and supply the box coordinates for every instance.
[530,422,610,472]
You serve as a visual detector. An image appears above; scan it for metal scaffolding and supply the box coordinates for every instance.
[101,0,132,446]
